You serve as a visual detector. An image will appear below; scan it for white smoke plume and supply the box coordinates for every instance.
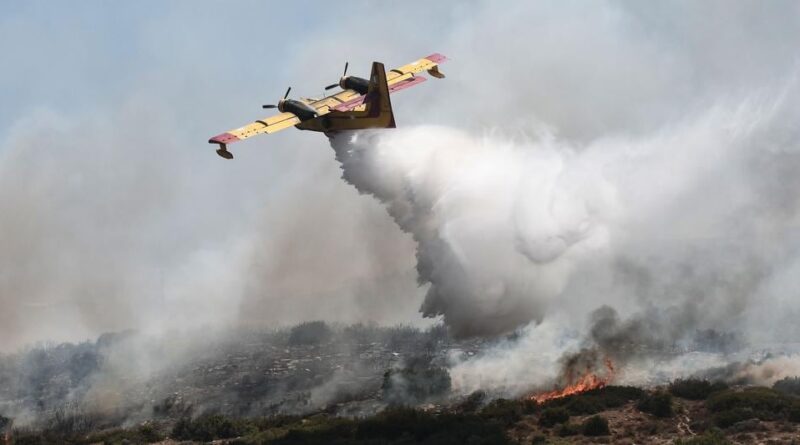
[331,126,612,337]
[331,72,800,394]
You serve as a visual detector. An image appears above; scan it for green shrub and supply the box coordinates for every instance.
[458,390,487,413]
[557,422,580,436]
[674,428,732,445]
[538,407,569,427]
[773,376,800,397]
[44,406,99,437]
[637,391,674,417]
[789,402,800,423]
[82,424,166,445]
[543,385,644,415]
[351,408,510,445]
[670,379,728,400]
[707,387,788,414]
[531,434,547,444]
[288,321,333,346]
[381,360,451,404]
[707,387,792,427]
[6,406,104,445]
[12,408,512,445]
[712,407,755,428]
[560,395,604,414]
[8,431,46,445]
[171,414,245,441]
[581,415,610,436]
[136,423,164,443]
[480,398,537,426]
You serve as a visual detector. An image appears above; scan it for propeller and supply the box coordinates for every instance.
[324,62,349,90]
[262,87,292,109]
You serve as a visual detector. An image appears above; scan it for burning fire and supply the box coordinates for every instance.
[531,357,616,404]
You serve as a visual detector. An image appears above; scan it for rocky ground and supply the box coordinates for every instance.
[507,397,800,444]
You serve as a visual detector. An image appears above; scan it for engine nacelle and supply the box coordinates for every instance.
[278,99,318,121]
[340,76,370,95]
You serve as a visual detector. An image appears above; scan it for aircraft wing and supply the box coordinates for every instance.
[208,112,300,147]
[307,53,447,113]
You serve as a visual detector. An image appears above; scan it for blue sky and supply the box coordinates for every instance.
[0,1,470,139]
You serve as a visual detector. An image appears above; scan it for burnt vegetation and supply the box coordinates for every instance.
[3,326,800,444]
[0,323,477,426]
[381,357,452,405]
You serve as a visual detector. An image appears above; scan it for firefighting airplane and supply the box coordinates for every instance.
[208,53,447,159]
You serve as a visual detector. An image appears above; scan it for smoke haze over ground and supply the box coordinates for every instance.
[2,0,800,416]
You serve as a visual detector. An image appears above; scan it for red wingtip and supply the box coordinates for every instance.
[425,53,447,64]
[208,132,240,145]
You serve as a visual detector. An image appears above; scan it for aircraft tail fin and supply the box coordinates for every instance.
[297,61,397,133]
[363,61,396,128]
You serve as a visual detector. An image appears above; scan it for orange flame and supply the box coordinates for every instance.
[531,358,616,404]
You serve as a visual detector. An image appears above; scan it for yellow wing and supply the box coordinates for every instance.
[208,112,299,145]
[305,53,447,114]
[388,53,447,82]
